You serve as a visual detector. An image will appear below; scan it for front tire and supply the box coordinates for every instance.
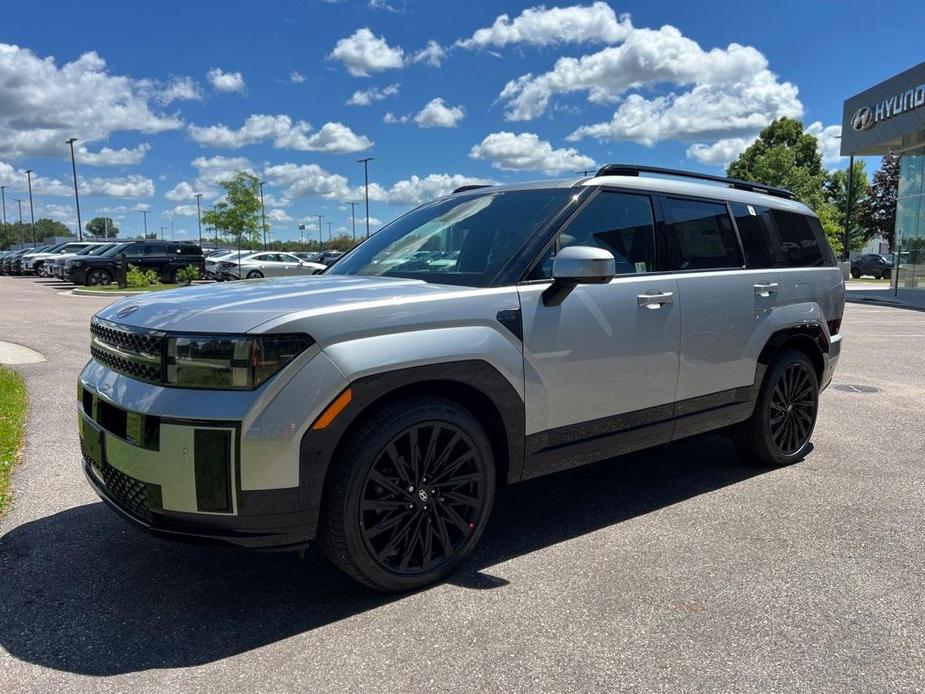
[734,349,819,466]
[86,269,112,286]
[246,270,263,279]
[320,396,495,591]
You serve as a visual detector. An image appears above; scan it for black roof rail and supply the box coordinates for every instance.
[452,184,493,194]
[593,164,796,200]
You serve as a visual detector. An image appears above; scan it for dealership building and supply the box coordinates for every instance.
[842,60,925,292]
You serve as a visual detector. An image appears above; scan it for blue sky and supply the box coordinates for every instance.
[0,0,922,243]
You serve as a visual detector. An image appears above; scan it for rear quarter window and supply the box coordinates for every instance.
[770,209,833,267]
[731,202,786,269]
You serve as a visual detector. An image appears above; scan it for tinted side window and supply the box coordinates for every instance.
[530,191,655,279]
[144,245,167,255]
[770,210,828,267]
[121,244,143,257]
[730,202,784,269]
[664,198,741,270]
[177,244,202,255]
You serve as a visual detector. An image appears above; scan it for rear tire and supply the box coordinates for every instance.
[246,270,263,279]
[320,396,495,591]
[734,349,819,466]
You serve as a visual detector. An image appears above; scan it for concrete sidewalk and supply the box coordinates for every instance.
[845,283,925,312]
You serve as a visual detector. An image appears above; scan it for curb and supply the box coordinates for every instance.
[846,295,925,313]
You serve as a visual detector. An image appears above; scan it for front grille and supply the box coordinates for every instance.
[90,319,165,384]
[91,321,164,356]
[91,344,162,383]
[82,448,160,524]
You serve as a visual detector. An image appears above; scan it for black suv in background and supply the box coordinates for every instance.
[69,240,205,286]
[850,253,892,279]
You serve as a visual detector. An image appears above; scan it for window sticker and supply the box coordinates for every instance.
[747,205,757,216]
[634,261,647,273]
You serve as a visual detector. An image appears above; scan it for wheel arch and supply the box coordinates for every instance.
[298,360,526,531]
[757,324,828,385]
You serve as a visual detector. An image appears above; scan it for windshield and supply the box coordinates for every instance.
[86,244,116,256]
[328,189,572,287]
[99,243,131,257]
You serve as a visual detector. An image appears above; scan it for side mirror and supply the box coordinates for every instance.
[543,246,615,306]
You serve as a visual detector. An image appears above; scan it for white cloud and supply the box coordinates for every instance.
[192,155,254,187]
[77,143,150,167]
[686,137,757,167]
[263,163,359,201]
[165,180,197,202]
[806,121,843,167]
[158,76,202,104]
[207,67,246,93]
[171,204,199,217]
[458,2,632,49]
[304,121,373,153]
[188,114,371,152]
[412,40,446,67]
[414,98,465,128]
[329,28,405,77]
[289,70,305,84]
[368,0,402,12]
[567,70,802,146]
[0,160,154,198]
[0,44,183,160]
[470,131,594,174]
[499,25,787,123]
[81,175,155,198]
[383,111,409,124]
[386,173,494,206]
[267,208,293,223]
[346,83,399,106]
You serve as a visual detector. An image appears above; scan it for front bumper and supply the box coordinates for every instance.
[78,345,348,550]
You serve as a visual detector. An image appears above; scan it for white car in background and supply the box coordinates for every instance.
[221,251,326,280]
[205,250,257,280]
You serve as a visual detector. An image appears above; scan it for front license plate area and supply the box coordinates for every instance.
[81,417,106,477]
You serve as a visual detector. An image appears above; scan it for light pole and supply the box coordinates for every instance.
[141,210,149,238]
[14,199,24,246]
[66,137,83,241]
[317,214,324,246]
[160,226,166,240]
[258,181,268,250]
[194,193,203,248]
[357,157,374,239]
[349,201,358,244]
[327,221,333,241]
[298,223,305,246]
[843,155,855,263]
[24,169,36,245]
[0,185,7,230]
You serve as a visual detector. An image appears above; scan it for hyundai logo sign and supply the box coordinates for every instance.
[852,83,925,131]
[851,107,875,131]
[116,305,140,318]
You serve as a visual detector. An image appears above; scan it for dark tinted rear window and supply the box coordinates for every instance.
[176,244,202,255]
[770,210,830,267]
[731,202,784,269]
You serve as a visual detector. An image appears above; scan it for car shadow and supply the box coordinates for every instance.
[0,434,771,675]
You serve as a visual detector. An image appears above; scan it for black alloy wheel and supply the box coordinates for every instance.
[734,349,819,466]
[87,269,112,286]
[768,362,817,456]
[321,396,495,591]
[246,270,263,279]
[359,421,486,575]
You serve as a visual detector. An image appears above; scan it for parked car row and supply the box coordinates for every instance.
[1,241,340,285]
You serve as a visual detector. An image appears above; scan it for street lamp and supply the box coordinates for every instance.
[0,185,7,230]
[258,181,268,250]
[194,193,203,248]
[317,214,324,246]
[24,169,36,245]
[349,201,359,244]
[328,221,333,241]
[66,137,83,241]
[14,199,24,246]
[298,223,306,246]
[357,157,374,239]
[141,209,149,237]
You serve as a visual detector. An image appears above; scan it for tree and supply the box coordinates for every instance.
[85,216,120,238]
[727,117,828,207]
[34,218,73,241]
[824,160,870,257]
[201,172,266,249]
[857,153,900,250]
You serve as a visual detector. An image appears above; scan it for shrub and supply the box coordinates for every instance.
[176,265,201,286]
[125,265,159,288]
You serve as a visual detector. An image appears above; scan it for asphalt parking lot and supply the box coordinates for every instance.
[1,274,923,693]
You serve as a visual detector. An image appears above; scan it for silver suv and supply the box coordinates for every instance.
[78,165,844,591]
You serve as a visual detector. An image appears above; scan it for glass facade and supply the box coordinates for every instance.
[897,148,925,289]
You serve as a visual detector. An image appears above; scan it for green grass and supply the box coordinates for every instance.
[0,367,27,515]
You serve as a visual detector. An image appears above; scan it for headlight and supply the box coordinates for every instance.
[165,334,312,389]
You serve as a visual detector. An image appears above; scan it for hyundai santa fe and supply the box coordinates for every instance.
[78,165,845,591]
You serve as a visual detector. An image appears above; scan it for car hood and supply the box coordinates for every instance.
[94,275,470,333]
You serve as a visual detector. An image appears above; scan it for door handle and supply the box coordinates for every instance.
[637,290,674,308]
[753,282,779,296]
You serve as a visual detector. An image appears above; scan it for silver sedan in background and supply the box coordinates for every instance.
[220,251,326,280]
